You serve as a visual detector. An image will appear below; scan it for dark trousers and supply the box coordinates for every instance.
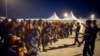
[66,31,69,38]
[91,36,97,54]
[70,29,72,35]
[41,36,46,51]
[83,40,92,56]
[74,32,80,44]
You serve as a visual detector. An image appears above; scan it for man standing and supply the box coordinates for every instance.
[82,20,93,56]
[69,23,73,35]
[41,23,48,52]
[73,22,81,47]
[91,20,99,55]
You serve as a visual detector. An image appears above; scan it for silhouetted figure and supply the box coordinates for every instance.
[65,23,70,38]
[73,22,81,47]
[0,18,11,56]
[91,20,99,55]
[83,20,93,56]
[69,23,73,35]
[41,23,48,52]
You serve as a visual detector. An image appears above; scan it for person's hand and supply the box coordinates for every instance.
[85,33,89,35]
[81,23,84,25]
[78,32,84,35]
[81,23,86,27]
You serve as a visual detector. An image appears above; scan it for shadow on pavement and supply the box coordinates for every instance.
[46,44,75,51]
[74,54,82,56]
[69,36,83,39]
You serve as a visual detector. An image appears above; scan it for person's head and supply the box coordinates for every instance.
[77,22,80,25]
[10,35,17,42]
[86,20,91,26]
[92,20,97,25]
[28,20,32,24]
[4,18,9,23]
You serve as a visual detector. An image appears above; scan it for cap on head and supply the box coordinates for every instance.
[77,22,80,24]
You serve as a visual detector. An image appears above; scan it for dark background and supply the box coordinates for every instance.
[0,0,100,18]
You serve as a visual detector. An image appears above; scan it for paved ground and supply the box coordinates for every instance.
[40,35,100,56]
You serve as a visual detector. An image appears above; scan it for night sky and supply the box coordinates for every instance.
[0,0,100,18]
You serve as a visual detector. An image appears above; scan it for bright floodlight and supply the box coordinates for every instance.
[91,14,95,20]
[64,13,68,17]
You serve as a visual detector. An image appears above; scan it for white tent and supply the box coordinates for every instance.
[47,11,78,21]
[63,11,78,20]
[61,11,85,33]
[48,12,61,21]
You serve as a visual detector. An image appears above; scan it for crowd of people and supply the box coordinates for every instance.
[0,17,100,56]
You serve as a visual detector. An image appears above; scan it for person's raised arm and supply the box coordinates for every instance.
[81,23,86,28]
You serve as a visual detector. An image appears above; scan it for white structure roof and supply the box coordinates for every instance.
[63,11,78,20]
[48,12,60,20]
